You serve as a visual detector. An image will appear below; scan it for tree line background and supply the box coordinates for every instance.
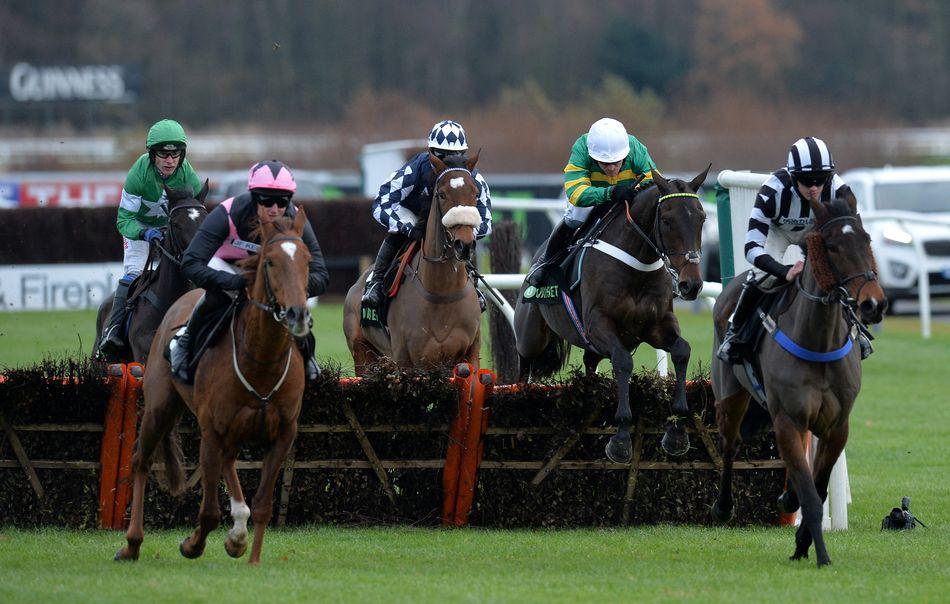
[1,0,948,172]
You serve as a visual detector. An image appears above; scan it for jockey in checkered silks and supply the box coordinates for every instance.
[361,120,493,309]
[97,119,202,362]
[716,136,873,363]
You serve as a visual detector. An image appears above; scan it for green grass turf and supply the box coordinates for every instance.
[0,306,948,600]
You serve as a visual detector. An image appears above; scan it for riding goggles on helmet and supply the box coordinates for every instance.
[154,148,183,159]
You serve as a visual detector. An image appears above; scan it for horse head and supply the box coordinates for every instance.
[162,179,210,259]
[244,208,312,338]
[806,194,888,324]
[649,165,710,300]
[428,150,482,262]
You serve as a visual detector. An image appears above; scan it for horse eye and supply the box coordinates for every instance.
[662,218,672,227]
[265,258,273,267]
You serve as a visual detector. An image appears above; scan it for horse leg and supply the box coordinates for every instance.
[247,424,297,565]
[604,345,634,464]
[115,389,181,561]
[711,391,750,523]
[809,420,849,563]
[661,334,692,456]
[583,350,603,376]
[773,413,831,567]
[351,336,380,377]
[223,457,250,559]
[180,433,225,559]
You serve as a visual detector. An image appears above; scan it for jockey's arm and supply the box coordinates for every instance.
[744,184,793,281]
[372,158,419,236]
[474,172,492,238]
[180,205,246,292]
[300,219,330,297]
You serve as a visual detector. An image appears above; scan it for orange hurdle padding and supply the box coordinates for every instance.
[452,369,496,526]
[98,364,128,529]
[112,363,144,530]
[441,363,474,525]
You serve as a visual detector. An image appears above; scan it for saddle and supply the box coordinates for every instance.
[733,285,795,407]
[165,294,243,383]
[360,242,418,329]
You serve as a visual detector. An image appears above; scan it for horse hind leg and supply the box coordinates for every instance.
[223,458,251,559]
[773,413,831,567]
[114,388,184,562]
[711,390,751,523]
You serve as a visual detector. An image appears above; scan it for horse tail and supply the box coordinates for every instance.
[156,427,187,496]
[525,337,570,379]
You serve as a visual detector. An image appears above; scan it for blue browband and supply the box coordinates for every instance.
[773,329,854,362]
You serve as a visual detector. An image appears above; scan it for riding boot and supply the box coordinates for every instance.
[97,277,134,362]
[296,332,321,382]
[362,233,406,308]
[170,294,214,383]
[717,278,764,364]
[526,221,578,287]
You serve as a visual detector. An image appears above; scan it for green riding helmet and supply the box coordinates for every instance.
[146,119,189,173]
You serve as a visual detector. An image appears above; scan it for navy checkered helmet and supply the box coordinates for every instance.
[428,120,468,152]
[787,136,835,176]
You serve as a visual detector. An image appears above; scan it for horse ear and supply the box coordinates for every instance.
[292,203,306,233]
[651,170,670,192]
[197,179,210,203]
[429,151,447,175]
[842,189,858,214]
[808,197,829,222]
[688,163,712,192]
[464,148,481,172]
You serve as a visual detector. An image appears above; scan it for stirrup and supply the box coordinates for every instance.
[526,262,548,287]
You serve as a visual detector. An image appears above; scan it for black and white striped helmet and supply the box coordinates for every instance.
[787,136,835,175]
[428,120,468,152]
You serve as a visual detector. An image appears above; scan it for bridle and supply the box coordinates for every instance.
[153,201,207,266]
[797,215,879,308]
[422,167,476,264]
[246,234,307,327]
[623,189,703,298]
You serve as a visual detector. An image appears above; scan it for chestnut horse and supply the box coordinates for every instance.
[115,209,311,565]
[515,168,710,463]
[710,195,886,566]
[343,152,483,373]
[94,182,209,363]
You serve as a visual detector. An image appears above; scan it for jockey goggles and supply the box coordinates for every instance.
[794,172,831,188]
[253,191,292,208]
[154,148,183,159]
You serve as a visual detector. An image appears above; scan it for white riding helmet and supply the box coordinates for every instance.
[428,120,468,152]
[587,118,630,163]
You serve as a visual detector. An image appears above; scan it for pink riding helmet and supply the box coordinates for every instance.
[247,160,297,193]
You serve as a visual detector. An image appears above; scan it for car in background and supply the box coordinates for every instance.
[843,166,950,303]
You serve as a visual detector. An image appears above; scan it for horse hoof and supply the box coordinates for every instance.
[817,557,832,568]
[710,500,734,523]
[605,436,632,464]
[661,430,689,456]
[114,547,138,562]
[179,538,203,559]
[225,538,248,559]
[777,491,800,514]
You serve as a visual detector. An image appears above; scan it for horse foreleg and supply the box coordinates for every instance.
[661,334,692,456]
[604,346,634,463]
[180,433,224,560]
[773,412,830,567]
[809,420,849,564]
[711,391,751,523]
[248,424,297,565]
[583,350,603,376]
[223,458,250,559]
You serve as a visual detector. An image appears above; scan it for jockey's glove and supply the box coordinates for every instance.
[143,227,164,243]
[408,224,426,241]
[610,183,636,204]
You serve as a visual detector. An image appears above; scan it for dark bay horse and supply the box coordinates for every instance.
[343,152,483,373]
[115,209,311,565]
[94,182,209,363]
[710,195,886,567]
[515,168,710,463]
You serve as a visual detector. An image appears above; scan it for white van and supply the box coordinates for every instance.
[842,166,950,302]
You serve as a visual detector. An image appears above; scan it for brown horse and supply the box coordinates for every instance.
[710,195,887,566]
[343,152,483,373]
[115,209,311,565]
[515,169,710,463]
[94,182,209,363]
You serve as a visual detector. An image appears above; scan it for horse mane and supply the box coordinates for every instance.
[237,215,298,287]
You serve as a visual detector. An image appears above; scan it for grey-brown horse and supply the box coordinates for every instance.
[94,182,209,363]
[515,168,709,463]
[343,152,483,373]
[710,195,887,567]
